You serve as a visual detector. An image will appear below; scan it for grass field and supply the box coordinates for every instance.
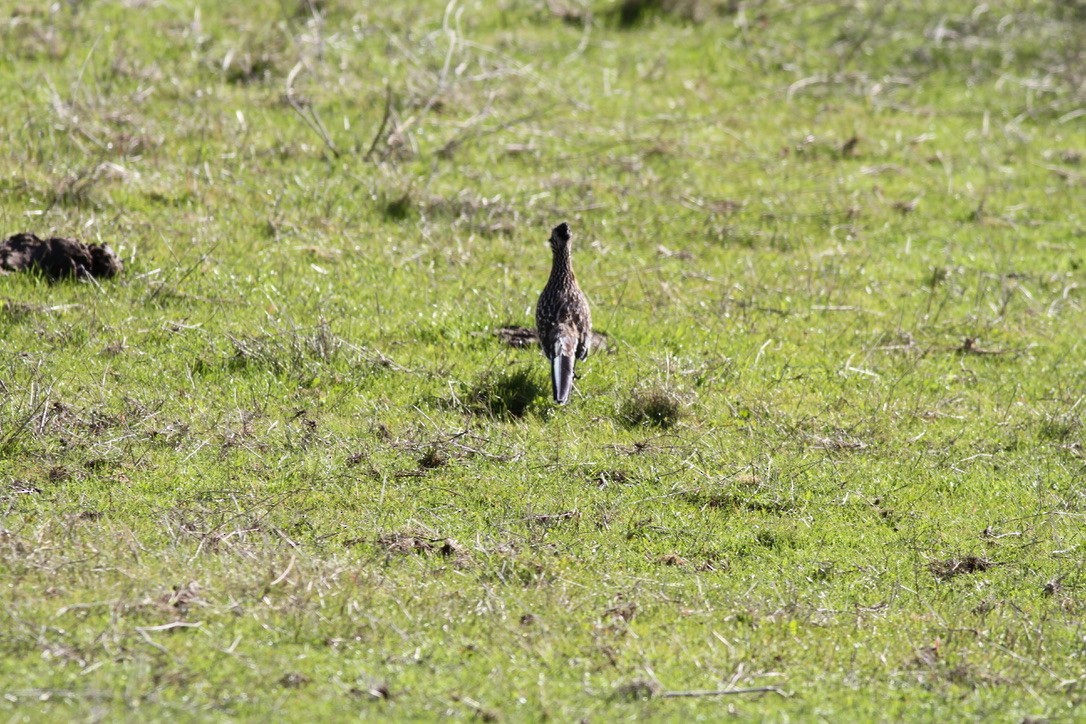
[1,0,1085,720]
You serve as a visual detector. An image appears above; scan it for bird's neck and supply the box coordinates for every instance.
[549,246,575,285]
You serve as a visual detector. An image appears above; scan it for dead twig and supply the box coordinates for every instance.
[365,83,395,162]
[661,686,789,698]
[135,621,203,632]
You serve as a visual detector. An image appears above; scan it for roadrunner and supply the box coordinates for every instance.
[535,222,592,404]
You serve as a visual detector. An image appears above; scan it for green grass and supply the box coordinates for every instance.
[1,0,1084,719]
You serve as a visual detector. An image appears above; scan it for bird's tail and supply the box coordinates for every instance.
[552,336,576,404]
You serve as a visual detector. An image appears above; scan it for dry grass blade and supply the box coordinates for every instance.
[285,61,339,157]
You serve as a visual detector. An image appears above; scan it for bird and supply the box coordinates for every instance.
[535,222,592,405]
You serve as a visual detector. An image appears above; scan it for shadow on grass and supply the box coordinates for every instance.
[456,366,547,420]
[608,0,717,27]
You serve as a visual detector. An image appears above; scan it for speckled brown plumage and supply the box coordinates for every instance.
[535,222,592,404]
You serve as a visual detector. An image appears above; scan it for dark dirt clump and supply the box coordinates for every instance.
[495,325,610,353]
[496,325,537,348]
[590,469,629,487]
[655,552,687,567]
[0,232,122,280]
[278,672,311,688]
[929,555,994,580]
[373,531,470,566]
[418,447,448,469]
[610,679,661,701]
[375,532,436,555]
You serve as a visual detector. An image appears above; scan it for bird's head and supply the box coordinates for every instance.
[549,222,572,252]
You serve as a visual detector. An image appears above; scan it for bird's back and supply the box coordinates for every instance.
[537,280,590,358]
[535,222,592,404]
